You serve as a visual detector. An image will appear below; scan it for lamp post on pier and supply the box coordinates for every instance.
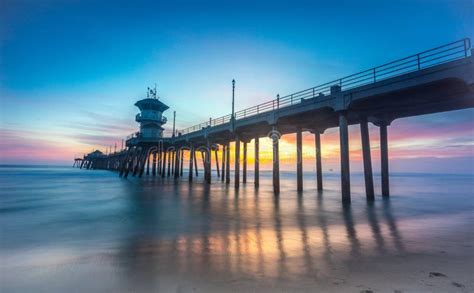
[172,111,176,138]
[231,79,235,130]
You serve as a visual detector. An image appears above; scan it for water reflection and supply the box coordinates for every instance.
[118,178,408,285]
[2,168,472,292]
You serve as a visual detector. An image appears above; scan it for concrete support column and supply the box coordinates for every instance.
[146,153,150,175]
[234,136,240,189]
[339,112,351,204]
[171,150,176,175]
[161,150,167,178]
[225,142,231,184]
[380,124,390,197]
[215,148,220,178]
[167,150,172,177]
[272,128,280,194]
[174,148,180,179]
[157,149,162,175]
[296,128,303,192]
[254,137,259,188]
[221,144,226,182]
[194,150,198,176]
[202,151,207,182]
[139,148,149,177]
[360,118,375,201]
[243,142,247,184]
[189,145,194,182]
[315,132,323,191]
[133,149,144,176]
[152,152,157,176]
[180,150,184,177]
[206,141,211,184]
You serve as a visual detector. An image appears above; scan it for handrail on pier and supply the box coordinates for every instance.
[177,38,470,136]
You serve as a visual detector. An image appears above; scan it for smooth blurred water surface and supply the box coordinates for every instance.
[0,166,473,292]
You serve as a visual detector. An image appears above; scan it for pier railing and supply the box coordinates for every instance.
[177,38,471,136]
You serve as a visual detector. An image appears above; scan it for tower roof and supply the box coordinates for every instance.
[135,98,170,112]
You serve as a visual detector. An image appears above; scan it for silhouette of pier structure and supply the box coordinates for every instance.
[79,38,474,203]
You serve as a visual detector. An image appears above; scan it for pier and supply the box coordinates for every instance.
[80,39,474,203]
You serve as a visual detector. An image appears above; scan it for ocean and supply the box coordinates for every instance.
[0,166,473,292]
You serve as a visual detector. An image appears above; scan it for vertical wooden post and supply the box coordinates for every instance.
[243,142,247,184]
[315,132,323,191]
[235,136,240,189]
[380,124,390,197]
[339,112,351,203]
[360,118,375,201]
[296,128,303,192]
[225,142,230,184]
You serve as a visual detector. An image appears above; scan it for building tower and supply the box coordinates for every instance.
[135,87,169,139]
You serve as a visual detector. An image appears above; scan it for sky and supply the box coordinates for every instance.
[0,0,473,173]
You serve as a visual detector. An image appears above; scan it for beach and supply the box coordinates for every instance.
[0,166,472,292]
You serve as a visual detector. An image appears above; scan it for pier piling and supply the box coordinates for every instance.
[243,142,247,184]
[254,137,259,188]
[296,128,303,192]
[221,144,226,182]
[339,112,351,204]
[215,148,220,178]
[174,148,180,179]
[162,150,167,178]
[272,128,280,194]
[189,145,194,182]
[194,149,198,176]
[180,150,184,177]
[380,124,390,197]
[235,136,240,189]
[225,142,230,184]
[152,152,157,176]
[315,132,323,191]
[360,118,375,201]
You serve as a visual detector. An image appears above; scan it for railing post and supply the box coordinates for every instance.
[277,94,280,109]
[417,54,420,70]
[373,68,376,82]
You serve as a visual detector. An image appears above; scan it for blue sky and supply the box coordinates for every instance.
[0,0,473,170]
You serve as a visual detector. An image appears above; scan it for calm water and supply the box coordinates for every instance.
[0,166,473,292]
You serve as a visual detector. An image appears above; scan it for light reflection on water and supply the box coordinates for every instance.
[0,166,472,291]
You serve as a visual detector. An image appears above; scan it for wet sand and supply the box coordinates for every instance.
[0,167,473,292]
